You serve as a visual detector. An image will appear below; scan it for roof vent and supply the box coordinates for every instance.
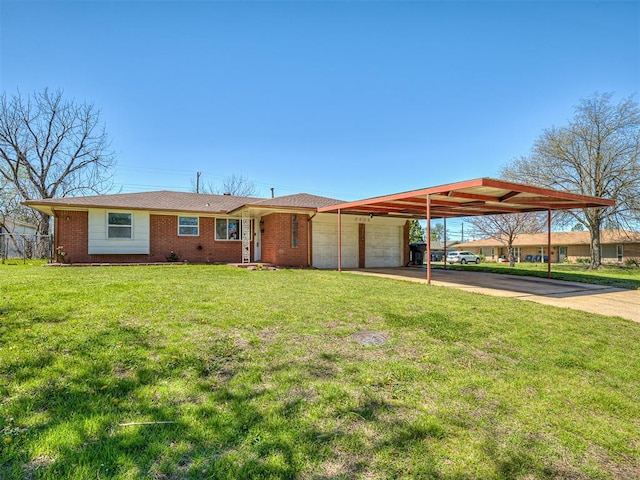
[223,192,231,196]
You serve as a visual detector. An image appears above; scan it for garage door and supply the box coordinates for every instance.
[312,221,358,269]
[365,225,403,267]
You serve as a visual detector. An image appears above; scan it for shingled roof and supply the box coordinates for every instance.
[234,193,344,210]
[456,230,640,248]
[23,190,344,215]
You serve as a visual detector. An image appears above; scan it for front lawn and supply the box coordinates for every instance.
[1,265,639,479]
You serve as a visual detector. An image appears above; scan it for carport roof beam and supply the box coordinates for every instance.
[317,178,614,218]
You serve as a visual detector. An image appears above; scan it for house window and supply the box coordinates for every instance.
[178,216,199,236]
[107,213,132,239]
[513,247,521,262]
[215,218,241,240]
[617,244,623,262]
[292,214,298,248]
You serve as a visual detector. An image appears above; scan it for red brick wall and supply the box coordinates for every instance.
[261,213,310,267]
[149,215,244,263]
[53,211,246,264]
[55,211,89,263]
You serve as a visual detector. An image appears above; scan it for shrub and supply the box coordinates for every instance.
[165,251,180,262]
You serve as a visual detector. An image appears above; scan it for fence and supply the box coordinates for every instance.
[0,233,53,263]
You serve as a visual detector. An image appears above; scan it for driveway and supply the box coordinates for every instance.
[347,267,640,323]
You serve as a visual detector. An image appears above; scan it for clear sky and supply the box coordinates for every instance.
[1,1,638,211]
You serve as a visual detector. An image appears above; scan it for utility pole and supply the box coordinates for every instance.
[196,172,201,193]
[461,222,464,242]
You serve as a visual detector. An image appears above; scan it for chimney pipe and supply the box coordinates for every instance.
[270,187,274,198]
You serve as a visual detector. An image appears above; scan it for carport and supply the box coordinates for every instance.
[317,178,614,284]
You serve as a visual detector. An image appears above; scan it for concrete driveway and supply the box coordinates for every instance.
[347,267,640,323]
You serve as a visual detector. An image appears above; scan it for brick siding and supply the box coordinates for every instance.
[55,211,89,263]
[260,213,310,267]
[54,211,246,264]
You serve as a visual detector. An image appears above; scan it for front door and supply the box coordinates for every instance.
[558,246,567,263]
[254,218,262,262]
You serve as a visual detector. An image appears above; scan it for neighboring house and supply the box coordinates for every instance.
[23,191,410,267]
[456,230,640,264]
[0,217,38,258]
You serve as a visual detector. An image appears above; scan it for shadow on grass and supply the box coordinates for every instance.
[1,321,602,480]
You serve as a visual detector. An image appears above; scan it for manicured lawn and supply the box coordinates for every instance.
[1,265,639,479]
[440,262,640,290]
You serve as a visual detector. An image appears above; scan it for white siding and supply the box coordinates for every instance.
[88,209,150,254]
[2,219,37,235]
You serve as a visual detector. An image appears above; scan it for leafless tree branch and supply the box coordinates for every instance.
[501,92,640,269]
[0,89,116,235]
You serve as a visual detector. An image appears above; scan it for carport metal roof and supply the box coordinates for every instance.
[317,178,614,283]
[316,177,614,219]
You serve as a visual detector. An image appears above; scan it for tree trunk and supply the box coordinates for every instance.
[36,213,50,237]
[588,222,602,269]
[508,245,516,267]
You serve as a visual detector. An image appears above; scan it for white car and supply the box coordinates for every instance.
[447,251,481,264]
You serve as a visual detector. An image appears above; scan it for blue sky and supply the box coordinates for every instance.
[1,0,638,213]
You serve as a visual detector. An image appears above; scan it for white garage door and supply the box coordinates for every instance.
[365,224,403,267]
[312,221,358,269]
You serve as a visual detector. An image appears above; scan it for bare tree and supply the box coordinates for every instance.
[0,89,115,235]
[468,213,546,266]
[191,173,258,197]
[0,178,37,229]
[502,93,640,268]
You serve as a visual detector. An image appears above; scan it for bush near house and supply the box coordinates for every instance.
[1,265,639,479]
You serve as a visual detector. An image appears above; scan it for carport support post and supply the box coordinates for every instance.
[426,195,431,285]
[338,208,342,272]
[443,218,447,270]
[547,209,551,279]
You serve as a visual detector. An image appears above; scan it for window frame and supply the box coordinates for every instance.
[107,212,133,240]
[513,247,521,262]
[617,244,623,262]
[178,216,199,236]
[215,218,242,241]
[291,214,299,248]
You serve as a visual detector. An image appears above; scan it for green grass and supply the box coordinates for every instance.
[1,264,639,479]
[440,261,640,290]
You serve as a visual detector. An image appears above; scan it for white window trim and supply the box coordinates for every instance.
[178,216,199,236]
[215,218,242,241]
[107,212,133,240]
